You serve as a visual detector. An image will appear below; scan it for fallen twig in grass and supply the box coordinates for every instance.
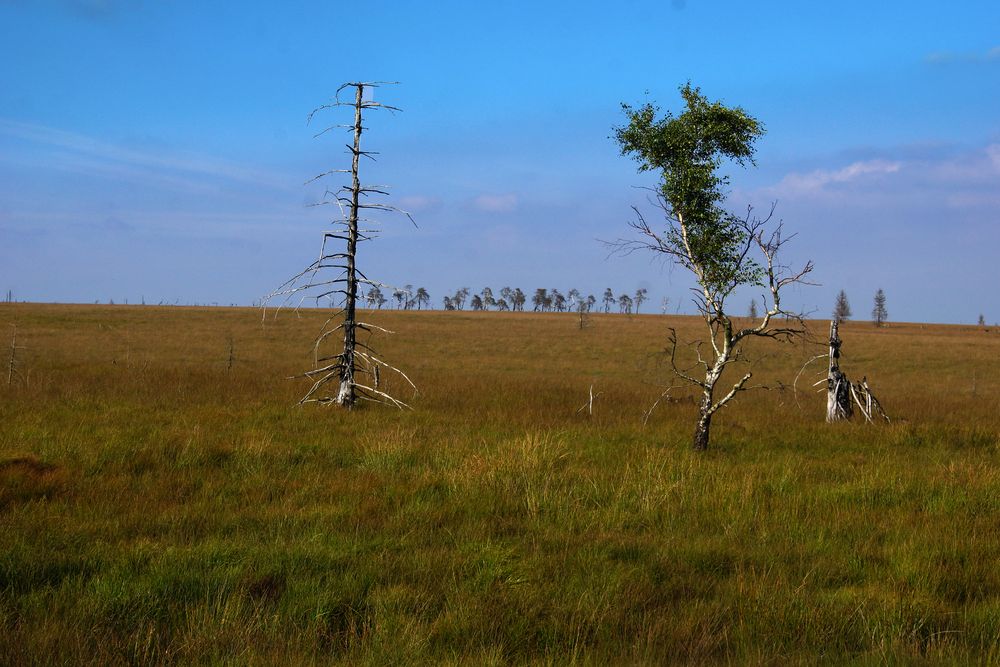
[642,387,674,426]
[576,384,602,417]
[7,324,22,388]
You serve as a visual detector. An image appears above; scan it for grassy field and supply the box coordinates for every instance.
[2,302,999,665]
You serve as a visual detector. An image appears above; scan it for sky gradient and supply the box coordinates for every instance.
[1,0,998,323]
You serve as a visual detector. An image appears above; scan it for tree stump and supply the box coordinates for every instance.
[826,320,853,422]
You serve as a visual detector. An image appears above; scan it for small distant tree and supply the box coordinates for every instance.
[512,288,526,311]
[577,297,591,329]
[392,288,406,309]
[552,290,566,312]
[442,296,454,310]
[587,295,596,312]
[634,288,648,313]
[660,296,671,314]
[618,293,633,314]
[497,298,510,311]
[415,287,429,310]
[872,288,887,327]
[453,287,470,310]
[747,299,758,319]
[532,288,546,311]
[365,286,383,309]
[614,81,813,450]
[470,294,484,311]
[834,289,851,322]
[603,288,615,313]
[567,288,581,310]
[481,287,496,310]
[979,314,987,327]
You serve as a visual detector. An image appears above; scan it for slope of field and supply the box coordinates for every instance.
[2,303,999,664]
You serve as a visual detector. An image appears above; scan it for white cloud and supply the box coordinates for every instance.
[746,143,1000,219]
[472,193,518,213]
[772,159,901,194]
[924,45,1000,64]
[397,195,442,213]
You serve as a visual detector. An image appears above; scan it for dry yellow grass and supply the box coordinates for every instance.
[1,302,999,664]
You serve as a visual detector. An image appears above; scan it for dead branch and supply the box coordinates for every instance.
[641,387,673,426]
[576,384,602,416]
[792,353,828,411]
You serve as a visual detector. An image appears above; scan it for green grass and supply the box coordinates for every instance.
[1,303,999,664]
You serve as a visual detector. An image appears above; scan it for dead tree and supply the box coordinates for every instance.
[825,320,888,423]
[826,320,852,421]
[267,82,415,409]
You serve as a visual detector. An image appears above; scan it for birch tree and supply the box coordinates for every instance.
[513,289,526,311]
[415,287,430,310]
[602,288,615,313]
[615,82,814,450]
[634,288,648,313]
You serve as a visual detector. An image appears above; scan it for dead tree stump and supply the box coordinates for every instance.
[826,320,889,424]
[827,320,853,422]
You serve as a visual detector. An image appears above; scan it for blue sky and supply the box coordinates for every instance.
[1,1,998,322]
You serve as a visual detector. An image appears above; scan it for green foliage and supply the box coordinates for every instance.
[615,83,766,295]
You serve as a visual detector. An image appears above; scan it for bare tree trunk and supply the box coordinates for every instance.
[826,320,852,422]
[693,391,713,450]
[336,85,364,408]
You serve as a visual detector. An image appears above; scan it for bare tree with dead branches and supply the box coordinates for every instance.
[638,202,815,449]
[267,82,415,409]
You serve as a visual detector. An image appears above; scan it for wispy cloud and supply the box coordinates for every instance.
[0,118,291,191]
[397,195,442,213]
[770,159,901,195]
[750,143,1000,214]
[924,45,1000,64]
[472,193,518,213]
[987,144,1000,172]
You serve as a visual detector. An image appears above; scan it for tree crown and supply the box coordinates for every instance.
[615,83,766,294]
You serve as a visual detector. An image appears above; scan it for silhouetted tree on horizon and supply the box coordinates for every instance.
[634,288,648,314]
[872,288,887,327]
[834,289,851,322]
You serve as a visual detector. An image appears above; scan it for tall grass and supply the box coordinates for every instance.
[1,303,999,664]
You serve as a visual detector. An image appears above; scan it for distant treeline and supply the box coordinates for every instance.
[364,286,653,314]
